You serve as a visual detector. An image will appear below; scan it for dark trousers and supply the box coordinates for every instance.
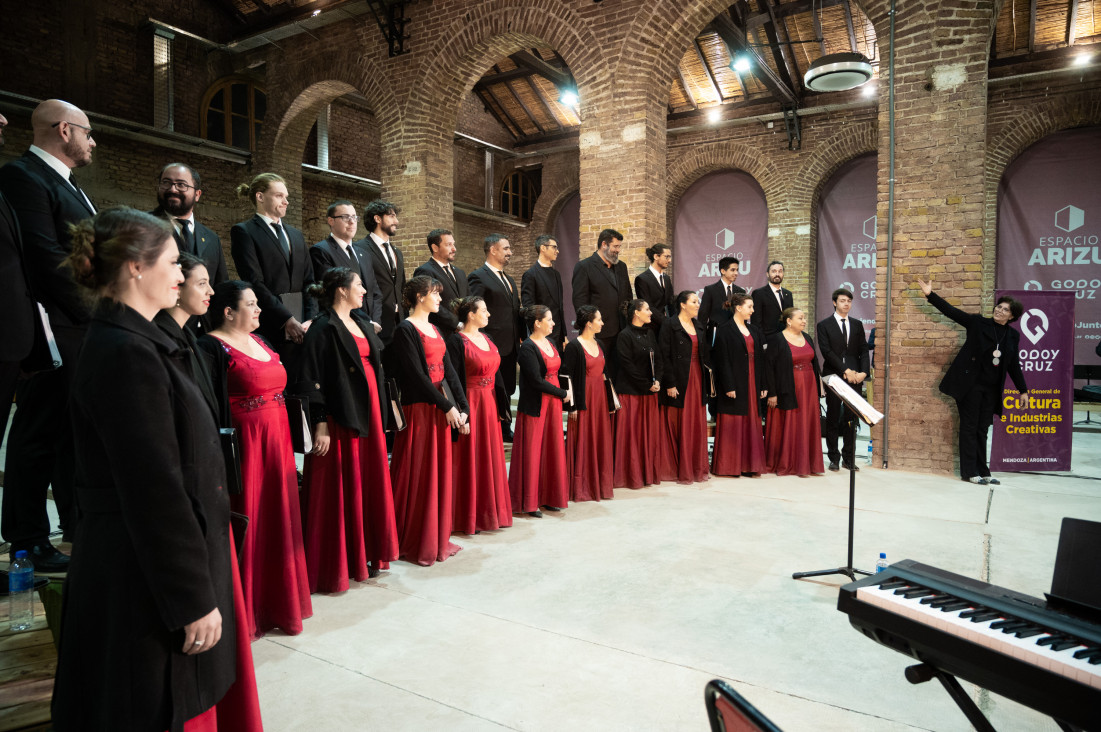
[956,387,997,479]
[497,349,518,439]
[1,366,75,550]
[0,360,19,447]
[597,334,620,381]
[825,387,859,464]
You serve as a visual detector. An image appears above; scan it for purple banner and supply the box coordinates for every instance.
[553,192,581,336]
[815,154,877,327]
[672,170,768,294]
[990,289,1075,472]
[996,126,1101,365]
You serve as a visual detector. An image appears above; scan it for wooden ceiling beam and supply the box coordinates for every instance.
[509,51,572,90]
[1066,0,1080,45]
[755,0,802,97]
[504,80,546,135]
[710,13,798,106]
[745,0,847,29]
[474,86,522,139]
[1028,0,1038,53]
[524,76,564,130]
[842,0,860,53]
[675,62,700,110]
[692,37,725,103]
[811,4,827,55]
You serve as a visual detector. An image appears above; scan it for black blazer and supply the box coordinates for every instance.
[926,292,1027,411]
[816,315,870,378]
[615,324,662,396]
[634,269,674,333]
[295,310,387,435]
[414,258,469,334]
[310,235,383,325]
[0,151,95,361]
[766,332,823,410]
[57,301,233,731]
[390,320,468,413]
[153,311,220,423]
[357,234,406,343]
[150,207,228,285]
[516,338,568,417]
[0,190,36,362]
[658,317,711,408]
[572,252,633,339]
[713,320,767,416]
[559,339,605,413]
[751,284,794,336]
[699,280,745,337]
[521,263,566,345]
[230,214,318,345]
[468,264,522,357]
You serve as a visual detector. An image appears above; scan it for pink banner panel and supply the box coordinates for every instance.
[815,154,877,327]
[672,171,769,295]
[996,126,1101,365]
[553,192,581,336]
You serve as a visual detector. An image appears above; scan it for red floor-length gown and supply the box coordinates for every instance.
[712,332,767,476]
[390,327,462,566]
[509,346,569,512]
[764,340,825,476]
[303,334,399,592]
[452,335,512,533]
[221,334,312,639]
[613,393,662,489]
[659,334,710,484]
[566,346,614,501]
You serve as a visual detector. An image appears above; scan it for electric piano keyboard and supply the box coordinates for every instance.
[838,559,1101,729]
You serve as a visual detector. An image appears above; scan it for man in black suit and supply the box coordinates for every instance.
[229,175,317,361]
[150,163,227,285]
[0,99,99,571]
[699,256,745,342]
[751,260,794,336]
[469,234,521,440]
[413,228,468,333]
[817,288,870,471]
[521,234,566,349]
[310,200,382,331]
[357,199,405,352]
[633,243,673,334]
[572,228,633,378]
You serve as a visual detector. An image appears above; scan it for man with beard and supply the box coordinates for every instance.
[468,234,522,440]
[310,199,383,332]
[0,99,99,572]
[150,163,227,285]
[358,199,405,349]
[413,228,468,334]
[572,228,632,378]
[521,234,566,350]
[751,260,794,336]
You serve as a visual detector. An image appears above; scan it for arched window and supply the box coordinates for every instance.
[500,171,539,219]
[201,78,267,151]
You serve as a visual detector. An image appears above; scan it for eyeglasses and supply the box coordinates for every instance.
[330,214,359,223]
[993,304,1013,313]
[159,179,195,192]
[51,120,94,139]
[543,244,559,251]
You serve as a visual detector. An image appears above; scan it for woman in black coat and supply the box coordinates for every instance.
[657,290,712,484]
[917,278,1028,484]
[53,208,236,732]
[561,305,615,501]
[614,299,664,489]
[297,267,398,590]
[763,307,825,477]
[712,292,768,477]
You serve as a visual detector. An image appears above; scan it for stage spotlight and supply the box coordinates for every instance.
[862,83,877,97]
[707,108,722,124]
[732,56,751,73]
[559,88,579,107]
[1073,53,1093,67]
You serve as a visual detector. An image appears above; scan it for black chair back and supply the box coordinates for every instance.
[704,679,784,732]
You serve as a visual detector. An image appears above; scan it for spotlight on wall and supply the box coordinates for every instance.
[707,108,722,124]
[804,52,874,92]
[862,82,877,97]
[310,8,321,16]
[559,88,579,107]
[731,56,751,73]
[1073,53,1093,67]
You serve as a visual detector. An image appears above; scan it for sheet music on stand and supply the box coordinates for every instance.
[823,374,883,425]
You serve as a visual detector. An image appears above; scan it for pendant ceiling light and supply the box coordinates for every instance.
[803,52,873,92]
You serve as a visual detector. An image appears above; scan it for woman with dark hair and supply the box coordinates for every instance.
[52,208,254,731]
[712,292,767,477]
[447,295,512,533]
[296,267,398,591]
[509,304,570,516]
[763,307,825,477]
[561,305,614,501]
[614,299,664,489]
[199,280,312,639]
[657,290,711,484]
[917,279,1028,484]
[390,275,469,565]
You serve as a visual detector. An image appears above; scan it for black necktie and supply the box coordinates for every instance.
[383,241,396,278]
[498,270,512,293]
[445,264,457,286]
[69,173,94,211]
[725,284,731,300]
[273,222,290,256]
[345,244,358,263]
[176,219,194,254]
[841,318,848,344]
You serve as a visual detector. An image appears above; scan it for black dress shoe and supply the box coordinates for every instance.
[13,543,70,573]
[368,564,380,579]
[527,510,543,518]
[502,428,514,443]
[841,462,861,471]
[828,461,840,472]
[541,505,562,512]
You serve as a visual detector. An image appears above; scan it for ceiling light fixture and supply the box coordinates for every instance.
[707,108,722,124]
[732,56,751,73]
[559,88,579,107]
[804,52,874,92]
[1073,53,1093,67]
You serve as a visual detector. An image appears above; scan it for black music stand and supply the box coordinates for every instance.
[792,376,883,582]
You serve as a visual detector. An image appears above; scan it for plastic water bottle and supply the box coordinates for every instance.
[875,552,889,574]
[867,438,873,460]
[8,550,35,631]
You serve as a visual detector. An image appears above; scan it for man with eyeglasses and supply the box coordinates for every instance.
[310,199,382,332]
[151,163,227,285]
[413,228,469,333]
[521,234,566,351]
[0,99,100,573]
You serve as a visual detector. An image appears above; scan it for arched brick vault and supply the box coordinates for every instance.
[532,184,580,246]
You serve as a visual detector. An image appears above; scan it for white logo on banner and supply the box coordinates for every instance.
[863,216,877,240]
[840,281,855,293]
[1024,280,1043,290]
[1020,308,1050,344]
[715,229,736,251]
[1054,205,1084,233]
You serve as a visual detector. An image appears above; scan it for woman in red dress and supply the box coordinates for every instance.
[561,305,614,502]
[447,296,512,533]
[712,292,768,477]
[614,300,664,489]
[658,290,711,484]
[200,281,312,638]
[764,307,825,477]
[509,305,569,517]
[390,276,469,565]
[296,267,398,591]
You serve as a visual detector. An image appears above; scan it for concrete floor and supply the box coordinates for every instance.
[3,414,1100,730]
